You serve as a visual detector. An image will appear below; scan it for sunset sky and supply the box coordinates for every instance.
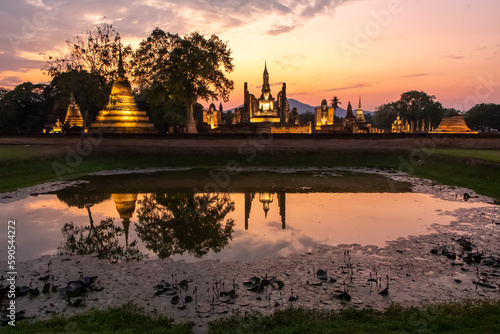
[1,0,499,111]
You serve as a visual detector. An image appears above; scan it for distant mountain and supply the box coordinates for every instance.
[287,99,316,114]
[227,98,373,118]
[288,98,373,117]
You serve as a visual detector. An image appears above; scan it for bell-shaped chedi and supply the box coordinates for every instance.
[430,115,477,134]
[90,53,155,133]
[64,92,84,128]
[356,97,366,124]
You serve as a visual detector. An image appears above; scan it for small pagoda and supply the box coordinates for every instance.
[63,92,84,129]
[90,53,155,133]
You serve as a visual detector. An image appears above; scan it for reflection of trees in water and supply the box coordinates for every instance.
[58,216,147,262]
[56,188,111,208]
[136,193,235,259]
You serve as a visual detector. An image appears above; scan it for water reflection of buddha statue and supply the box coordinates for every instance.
[245,192,286,230]
[112,194,138,246]
[259,193,273,218]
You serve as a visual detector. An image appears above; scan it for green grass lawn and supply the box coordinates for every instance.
[434,148,500,162]
[210,301,500,334]
[1,304,192,333]
[3,301,500,333]
[1,146,499,201]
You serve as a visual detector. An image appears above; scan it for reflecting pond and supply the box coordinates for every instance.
[0,169,492,263]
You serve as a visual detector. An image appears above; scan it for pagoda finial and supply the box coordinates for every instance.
[117,47,125,78]
[69,91,76,104]
[262,61,270,91]
[358,96,362,109]
[123,218,130,247]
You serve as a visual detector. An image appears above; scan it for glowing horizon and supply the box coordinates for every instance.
[1,0,499,112]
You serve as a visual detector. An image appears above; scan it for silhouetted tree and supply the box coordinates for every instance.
[373,102,399,130]
[130,28,177,88]
[299,111,314,125]
[136,193,235,258]
[0,82,55,133]
[443,108,461,118]
[373,90,445,130]
[44,22,131,85]
[330,96,341,113]
[56,188,111,208]
[465,103,500,132]
[0,87,9,100]
[58,217,146,262]
[131,29,234,133]
[224,110,233,125]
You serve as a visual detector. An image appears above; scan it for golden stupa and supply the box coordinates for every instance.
[430,115,477,134]
[90,54,155,133]
[64,92,84,128]
[112,193,138,246]
[356,97,366,123]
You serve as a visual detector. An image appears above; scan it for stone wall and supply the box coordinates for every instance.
[1,134,499,154]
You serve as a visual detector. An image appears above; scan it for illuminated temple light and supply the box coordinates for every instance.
[90,52,155,133]
[203,103,222,129]
[245,192,286,229]
[63,92,84,128]
[259,192,273,218]
[50,118,63,133]
[429,115,477,134]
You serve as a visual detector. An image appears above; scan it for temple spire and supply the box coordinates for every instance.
[117,48,125,78]
[346,102,353,117]
[70,91,76,104]
[356,97,366,123]
[262,61,270,91]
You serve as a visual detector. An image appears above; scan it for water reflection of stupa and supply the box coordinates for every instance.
[244,192,286,230]
[90,53,155,133]
[112,194,138,246]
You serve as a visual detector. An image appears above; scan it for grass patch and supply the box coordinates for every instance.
[407,152,500,201]
[209,300,500,334]
[1,304,192,333]
[434,148,500,162]
[3,301,499,333]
